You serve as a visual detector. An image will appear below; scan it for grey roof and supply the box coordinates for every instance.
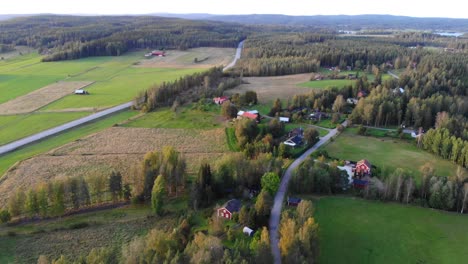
[224,199,241,213]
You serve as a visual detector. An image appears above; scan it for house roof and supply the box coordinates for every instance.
[242,112,258,120]
[284,135,303,146]
[279,117,290,122]
[237,110,245,116]
[357,159,371,168]
[223,199,241,213]
[287,197,302,204]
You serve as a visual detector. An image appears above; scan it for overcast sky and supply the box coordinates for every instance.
[3,0,467,19]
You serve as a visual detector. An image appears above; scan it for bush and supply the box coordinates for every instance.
[0,210,11,223]
[68,221,90,230]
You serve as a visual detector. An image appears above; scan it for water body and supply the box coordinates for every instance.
[435,32,464,37]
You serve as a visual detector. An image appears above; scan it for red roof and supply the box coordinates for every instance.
[242,112,258,120]
[357,159,371,168]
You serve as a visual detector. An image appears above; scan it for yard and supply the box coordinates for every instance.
[321,129,460,177]
[314,196,468,264]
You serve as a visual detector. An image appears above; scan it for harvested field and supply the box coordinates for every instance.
[135,47,235,69]
[0,127,228,205]
[226,74,313,103]
[0,81,93,114]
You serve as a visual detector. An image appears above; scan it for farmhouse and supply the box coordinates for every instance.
[237,110,260,122]
[287,197,302,206]
[354,159,371,177]
[217,199,241,220]
[213,96,229,105]
[74,89,89,95]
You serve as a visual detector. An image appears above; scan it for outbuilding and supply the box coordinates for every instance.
[74,89,89,95]
[243,227,254,237]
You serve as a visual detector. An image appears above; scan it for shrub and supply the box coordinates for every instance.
[0,210,11,223]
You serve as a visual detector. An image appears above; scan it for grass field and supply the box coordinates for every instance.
[0,112,90,145]
[123,104,223,129]
[298,79,355,89]
[0,111,139,178]
[321,129,460,177]
[314,196,468,264]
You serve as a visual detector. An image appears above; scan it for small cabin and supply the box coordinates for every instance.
[217,199,241,220]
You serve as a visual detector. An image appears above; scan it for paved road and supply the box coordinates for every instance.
[223,40,244,71]
[388,71,400,80]
[0,102,133,155]
[269,120,348,263]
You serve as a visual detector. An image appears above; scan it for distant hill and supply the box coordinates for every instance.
[163,14,468,32]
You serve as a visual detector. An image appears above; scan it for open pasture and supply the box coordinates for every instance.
[314,196,468,264]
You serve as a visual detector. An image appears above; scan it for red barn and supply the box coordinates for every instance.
[355,159,371,176]
[217,199,241,220]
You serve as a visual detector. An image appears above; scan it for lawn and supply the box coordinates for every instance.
[312,116,346,129]
[321,130,460,177]
[314,196,468,264]
[0,111,138,178]
[123,104,222,129]
[0,112,90,145]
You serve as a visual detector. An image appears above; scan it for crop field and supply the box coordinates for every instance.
[321,129,460,177]
[0,111,139,178]
[0,81,94,114]
[314,196,468,264]
[0,112,89,145]
[226,73,314,103]
[0,127,229,205]
[135,47,236,69]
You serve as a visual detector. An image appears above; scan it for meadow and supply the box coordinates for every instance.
[314,196,468,264]
[321,129,460,177]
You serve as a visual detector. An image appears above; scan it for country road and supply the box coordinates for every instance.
[0,102,133,155]
[388,71,400,79]
[269,120,347,264]
[223,40,244,71]
[0,41,245,156]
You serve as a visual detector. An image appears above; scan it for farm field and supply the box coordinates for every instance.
[0,112,89,145]
[226,73,313,103]
[0,127,229,205]
[314,196,468,264]
[135,47,236,69]
[321,129,460,177]
[0,111,139,178]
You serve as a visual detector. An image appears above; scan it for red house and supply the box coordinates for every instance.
[355,159,371,176]
[151,51,165,57]
[217,199,241,219]
[213,96,229,105]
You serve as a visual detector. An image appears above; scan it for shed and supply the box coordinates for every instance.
[243,227,254,237]
[279,117,290,123]
[74,89,88,95]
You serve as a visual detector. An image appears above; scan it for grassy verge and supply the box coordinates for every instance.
[313,116,346,129]
[0,111,138,177]
[314,196,468,264]
[225,127,240,152]
[298,79,355,89]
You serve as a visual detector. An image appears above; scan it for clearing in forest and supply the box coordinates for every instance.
[134,47,236,69]
[226,73,313,103]
[0,81,94,114]
[0,127,229,205]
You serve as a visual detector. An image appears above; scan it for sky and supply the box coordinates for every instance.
[2,0,468,19]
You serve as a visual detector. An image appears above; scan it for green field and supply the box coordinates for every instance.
[0,52,201,109]
[314,196,468,264]
[321,129,459,177]
[0,111,139,178]
[298,79,355,89]
[0,112,90,145]
[123,104,222,129]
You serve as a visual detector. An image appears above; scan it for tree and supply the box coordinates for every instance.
[221,101,238,119]
[25,189,39,217]
[303,128,319,146]
[184,232,224,264]
[109,171,123,202]
[279,215,296,259]
[255,227,273,264]
[268,118,284,138]
[8,189,25,217]
[461,183,468,214]
[191,163,214,209]
[261,172,280,196]
[51,181,66,216]
[151,175,166,215]
[244,91,258,105]
[269,98,282,116]
[37,184,49,217]
[255,190,272,220]
[332,95,346,113]
[297,200,314,225]
[0,209,11,223]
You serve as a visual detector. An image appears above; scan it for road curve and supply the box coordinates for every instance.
[223,40,244,71]
[269,120,348,264]
[0,102,133,155]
